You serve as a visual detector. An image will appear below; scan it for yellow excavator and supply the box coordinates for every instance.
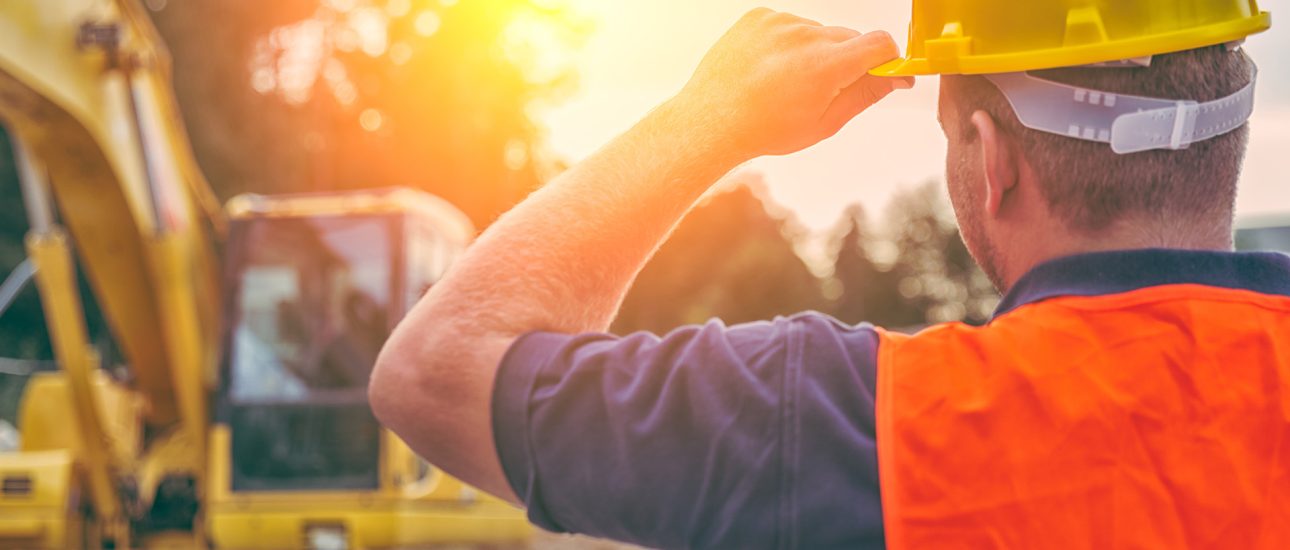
[0,0,530,547]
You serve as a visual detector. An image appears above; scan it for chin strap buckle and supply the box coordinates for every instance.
[985,69,1257,155]
[1168,100,1201,150]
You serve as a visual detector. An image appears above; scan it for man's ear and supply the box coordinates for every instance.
[969,110,1019,219]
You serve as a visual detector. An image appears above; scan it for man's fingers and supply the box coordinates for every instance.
[817,25,863,43]
[774,11,823,27]
[745,7,821,28]
[818,75,909,137]
[825,31,903,87]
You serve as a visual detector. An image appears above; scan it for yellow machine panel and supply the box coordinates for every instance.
[0,450,82,549]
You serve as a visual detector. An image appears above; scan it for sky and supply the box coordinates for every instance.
[537,1,1290,234]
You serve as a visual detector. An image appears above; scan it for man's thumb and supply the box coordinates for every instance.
[818,75,909,136]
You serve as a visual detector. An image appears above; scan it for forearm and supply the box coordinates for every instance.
[427,99,743,340]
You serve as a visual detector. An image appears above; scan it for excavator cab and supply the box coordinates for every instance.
[219,188,466,493]
[202,190,531,549]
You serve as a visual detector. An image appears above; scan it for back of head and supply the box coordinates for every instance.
[944,45,1256,235]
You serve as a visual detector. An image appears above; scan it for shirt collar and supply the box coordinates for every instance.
[994,248,1290,319]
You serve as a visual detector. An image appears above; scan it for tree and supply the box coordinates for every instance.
[884,180,998,326]
[613,173,826,334]
[828,204,923,328]
[150,0,588,226]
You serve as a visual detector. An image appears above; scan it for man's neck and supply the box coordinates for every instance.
[1003,219,1235,291]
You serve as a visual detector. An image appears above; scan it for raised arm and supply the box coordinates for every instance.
[368,8,909,502]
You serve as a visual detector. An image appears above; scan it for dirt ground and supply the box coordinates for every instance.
[532,531,641,550]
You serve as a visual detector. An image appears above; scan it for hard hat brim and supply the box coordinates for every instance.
[870,11,1271,77]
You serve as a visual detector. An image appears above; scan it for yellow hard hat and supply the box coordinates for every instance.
[872,0,1272,76]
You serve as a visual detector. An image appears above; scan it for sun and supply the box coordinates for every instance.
[498,0,593,86]
[250,0,593,112]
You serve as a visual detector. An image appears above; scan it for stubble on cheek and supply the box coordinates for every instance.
[947,153,1008,292]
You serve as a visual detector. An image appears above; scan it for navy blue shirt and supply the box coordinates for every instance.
[491,249,1290,549]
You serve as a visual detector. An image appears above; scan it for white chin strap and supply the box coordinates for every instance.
[984,70,1257,154]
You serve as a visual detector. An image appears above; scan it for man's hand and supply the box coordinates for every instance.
[370,8,908,507]
[672,8,910,161]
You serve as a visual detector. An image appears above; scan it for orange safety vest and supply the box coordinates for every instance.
[876,283,1290,548]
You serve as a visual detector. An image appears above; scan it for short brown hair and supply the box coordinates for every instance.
[944,45,1255,233]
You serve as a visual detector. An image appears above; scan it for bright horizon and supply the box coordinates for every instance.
[537,1,1290,234]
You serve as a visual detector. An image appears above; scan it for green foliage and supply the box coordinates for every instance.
[150,0,588,226]
[614,176,826,334]
[615,177,998,337]
[885,181,998,325]
[829,181,999,329]
[828,204,924,328]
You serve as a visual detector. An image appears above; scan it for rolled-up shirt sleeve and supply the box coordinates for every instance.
[491,313,884,549]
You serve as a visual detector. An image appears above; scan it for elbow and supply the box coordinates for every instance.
[369,304,514,468]
[369,331,437,435]
[369,318,475,445]
[367,341,404,431]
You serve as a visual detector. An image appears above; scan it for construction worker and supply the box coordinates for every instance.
[370,1,1286,548]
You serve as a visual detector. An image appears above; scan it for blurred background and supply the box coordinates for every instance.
[0,0,1032,395]
[0,2,1285,547]
[2,0,1279,413]
[0,0,987,399]
[1,0,1286,455]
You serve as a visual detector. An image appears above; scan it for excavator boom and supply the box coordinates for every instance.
[0,0,219,429]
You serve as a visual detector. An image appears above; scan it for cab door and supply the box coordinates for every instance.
[218,213,397,492]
